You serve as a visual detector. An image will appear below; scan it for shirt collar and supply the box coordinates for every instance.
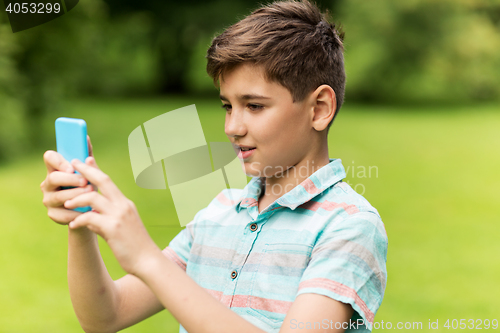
[236,158,346,214]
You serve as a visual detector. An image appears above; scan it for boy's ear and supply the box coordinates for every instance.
[310,85,336,132]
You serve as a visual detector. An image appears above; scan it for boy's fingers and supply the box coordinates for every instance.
[47,207,82,224]
[45,185,93,207]
[43,171,88,191]
[64,190,112,214]
[69,212,106,235]
[43,150,73,174]
[71,159,124,201]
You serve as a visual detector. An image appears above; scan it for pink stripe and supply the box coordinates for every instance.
[299,278,374,324]
[299,200,360,215]
[202,289,293,314]
[301,178,320,194]
[162,247,187,271]
[248,295,293,314]
[216,192,237,206]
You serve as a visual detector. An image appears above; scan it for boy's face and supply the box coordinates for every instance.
[220,63,316,178]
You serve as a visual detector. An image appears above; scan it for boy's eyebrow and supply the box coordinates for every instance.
[219,94,271,101]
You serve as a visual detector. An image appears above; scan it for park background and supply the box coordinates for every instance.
[0,0,499,331]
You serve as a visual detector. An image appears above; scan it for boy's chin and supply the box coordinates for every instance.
[241,161,284,179]
[241,161,264,178]
[242,168,261,178]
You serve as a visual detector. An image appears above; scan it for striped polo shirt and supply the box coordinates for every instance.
[163,158,388,332]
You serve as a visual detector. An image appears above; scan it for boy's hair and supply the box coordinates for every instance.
[206,0,346,127]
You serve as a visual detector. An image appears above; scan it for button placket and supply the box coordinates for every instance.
[228,221,257,288]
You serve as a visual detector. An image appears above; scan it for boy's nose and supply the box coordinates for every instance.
[225,109,247,138]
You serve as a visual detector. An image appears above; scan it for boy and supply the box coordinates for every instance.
[40,0,388,332]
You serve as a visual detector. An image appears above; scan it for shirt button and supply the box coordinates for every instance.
[231,270,238,279]
[249,223,258,232]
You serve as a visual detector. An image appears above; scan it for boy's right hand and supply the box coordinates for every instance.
[40,135,97,225]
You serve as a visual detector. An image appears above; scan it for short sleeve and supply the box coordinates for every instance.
[296,211,388,331]
[162,207,207,271]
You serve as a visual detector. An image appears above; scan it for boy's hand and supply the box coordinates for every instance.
[40,135,97,224]
[64,159,160,276]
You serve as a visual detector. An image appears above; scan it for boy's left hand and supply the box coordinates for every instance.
[64,158,161,276]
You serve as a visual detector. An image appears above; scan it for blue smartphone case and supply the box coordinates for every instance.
[55,117,92,213]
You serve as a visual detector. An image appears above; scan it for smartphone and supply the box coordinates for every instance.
[55,117,92,213]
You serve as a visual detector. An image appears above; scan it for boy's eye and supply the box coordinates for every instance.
[247,104,263,111]
[221,103,263,111]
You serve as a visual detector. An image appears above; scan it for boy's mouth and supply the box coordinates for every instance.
[236,145,256,159]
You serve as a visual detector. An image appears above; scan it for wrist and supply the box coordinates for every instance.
[68,225,96,244]
[132,246,165,280]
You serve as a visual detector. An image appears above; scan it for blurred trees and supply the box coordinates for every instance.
[102,0,259,93]
[0,0,158,161]
[0,0,499,163]
[0,19,25,162]
[341,0,500,103]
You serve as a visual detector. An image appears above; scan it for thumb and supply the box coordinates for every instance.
[85,156,100,170]
[87,135,94,157]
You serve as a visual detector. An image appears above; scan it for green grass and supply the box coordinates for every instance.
[0,97,499,332]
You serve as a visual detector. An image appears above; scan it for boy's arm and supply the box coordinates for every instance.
[136,251,265,333]
[280,294,354,332]
[41,150,165,332]
[68,222,167,333]
[67,226,119,332]
[135,250,353,333]
[71,227,352,333]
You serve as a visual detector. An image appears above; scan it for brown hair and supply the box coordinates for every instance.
[206,0,345,126]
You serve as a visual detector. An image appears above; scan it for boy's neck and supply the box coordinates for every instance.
[257,150,330,214]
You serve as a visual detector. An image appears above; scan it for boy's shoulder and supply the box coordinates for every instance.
[324,180,381,218]
[289,178,386,243]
